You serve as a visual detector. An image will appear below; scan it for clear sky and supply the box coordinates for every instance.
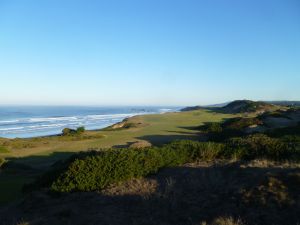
[0,0,299,106]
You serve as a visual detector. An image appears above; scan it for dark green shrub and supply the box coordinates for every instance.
[203,117,265,142]
[33,136,299,193]
[258,110,291,120]
[76,126,85,134]
[62,127,86,136]
[199,118,263,142]
[168,140,225,161]
[226,134,298,160]
[267,124,300,138]
[122,123,138,129]
[62,128,76,136]
[280,135,300,145]
[222,117,263,130]
[36,141,224,193]
[201,122,223,133]
[50,148,163,192]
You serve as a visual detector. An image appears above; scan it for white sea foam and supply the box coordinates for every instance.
[0,126,24,131]
[0,119,20,123]
[159,108,172,112]
[28,123,66,128]
[0,107,176,138]
[86,113,138,120]
[29,116,78,122]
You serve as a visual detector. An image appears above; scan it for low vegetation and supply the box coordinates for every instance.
[62,126,86,136]
[0,157,5,168]
[182,100,280,114]
[30,132,299,193]
[0,127,105,153]
[222,117,263,130]
[1,106,299,225]
[33,141,220,192]
[198,108,300,142]
[0,146,9,153]
[267,123,300,137]
[221,100,277,113]
[103,119,146,131]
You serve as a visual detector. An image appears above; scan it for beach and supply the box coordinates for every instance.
[0,106,178,138]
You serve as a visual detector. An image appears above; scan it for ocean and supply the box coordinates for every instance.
[0,106,179,138]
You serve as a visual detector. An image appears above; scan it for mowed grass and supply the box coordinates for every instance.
[0,110,235,204]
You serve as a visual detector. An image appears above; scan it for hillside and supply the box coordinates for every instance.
[196,108,300,141]
[0,106,299,225]
[221,100,277,113]
[181,105,205,111]
[181,100,280,114]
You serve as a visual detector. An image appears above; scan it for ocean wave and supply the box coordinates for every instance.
[28,123,66,129]
[29,116,79,122]
[0,126,25,131]
[0,113,146,126]
[0,108,176,138]
[86,113,139,120]
[0,119,20,123]
[159,108,173,113]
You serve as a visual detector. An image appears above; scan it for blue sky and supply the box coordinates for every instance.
[0,0,299,106]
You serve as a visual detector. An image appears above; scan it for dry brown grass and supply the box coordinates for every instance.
[129,140,152,149]
[102,178,157,197]
[1,160,299,225]
[242,159,300,168]
[201,217,244,225]
[15,220,30,225]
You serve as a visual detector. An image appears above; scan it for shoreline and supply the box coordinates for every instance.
[0,111,179,140]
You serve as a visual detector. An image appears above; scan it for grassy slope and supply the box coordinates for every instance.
[0,109,235,204]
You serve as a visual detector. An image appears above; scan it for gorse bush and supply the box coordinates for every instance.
[51,148,162,192]
[199,118,264,142]
[222,117,263,130]
[225,134,298,160]
[37,141,225,192]
[62,126,86,136]
[62,128,76,136]
[201,122,223,133]
[76,126,85,134]
[267,124,300,138]
[35,136,299,193]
